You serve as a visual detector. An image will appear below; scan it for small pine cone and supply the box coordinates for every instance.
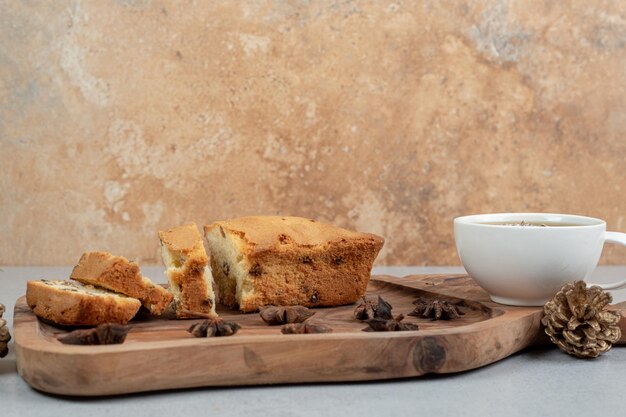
[0,304,11,358]
[541,281,621,359]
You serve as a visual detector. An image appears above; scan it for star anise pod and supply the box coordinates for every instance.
[409,297,464,320]
[362,314,420,332]
[188,318,241,337]
[354,295,393,321]
[259,305,315,325]
[58,324,130,345]
[281,321,333,334]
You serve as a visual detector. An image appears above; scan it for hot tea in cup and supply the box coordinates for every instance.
[454,213,626,306]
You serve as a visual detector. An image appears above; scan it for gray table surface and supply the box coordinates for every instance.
[2,266,626,417]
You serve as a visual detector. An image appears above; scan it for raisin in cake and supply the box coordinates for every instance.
[159,223,217,318]
[26,280,141,326]
[70,251,173,315]
[204,216,384,312]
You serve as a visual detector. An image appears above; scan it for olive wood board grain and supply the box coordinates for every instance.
[13,274,626,396]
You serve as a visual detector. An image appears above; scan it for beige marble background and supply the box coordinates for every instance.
[1,0,625,266]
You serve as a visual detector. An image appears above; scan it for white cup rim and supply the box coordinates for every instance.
[454,212,605,228]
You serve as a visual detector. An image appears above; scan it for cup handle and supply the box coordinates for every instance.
[588,231,626,290]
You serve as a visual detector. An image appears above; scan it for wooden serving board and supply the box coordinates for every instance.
[13,274,626,396]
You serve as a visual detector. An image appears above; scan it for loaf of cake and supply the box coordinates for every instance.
[70,251,173,315]
[204,216,384,312]
[26,280,141,326]
[159,223,217,318]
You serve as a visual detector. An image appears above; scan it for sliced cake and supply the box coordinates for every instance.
[26,280,141,326]
[204,216,384,312]
[70,251,173,315]
[159,223,217,318]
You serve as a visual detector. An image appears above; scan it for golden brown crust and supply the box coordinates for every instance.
[241,240,381,311]
[205,216,384,254]
[70,252,173,315]
[204,216,384,312]
[158,223,208,262]
[159,224,216,318]
[26,280,141,326]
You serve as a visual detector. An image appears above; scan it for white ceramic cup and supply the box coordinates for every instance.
[454,213,626,306]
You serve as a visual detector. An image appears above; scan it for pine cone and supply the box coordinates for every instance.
[542,281,621,358]
[0,304,11,358]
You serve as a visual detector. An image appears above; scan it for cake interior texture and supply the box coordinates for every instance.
[159,223,217,318]
[205,216,384,312]
[26,279,141,325]
[40,279,121,296]
[204,227,249,309]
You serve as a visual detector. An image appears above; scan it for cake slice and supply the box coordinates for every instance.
[204,216,384,312]
[26,280,141,326]
[70,251,173,315]
[158,223,217,318]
